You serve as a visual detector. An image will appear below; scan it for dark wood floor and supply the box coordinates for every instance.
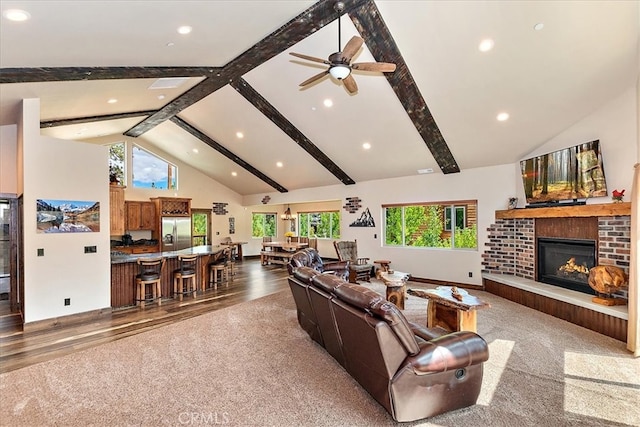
[0,258,290,374]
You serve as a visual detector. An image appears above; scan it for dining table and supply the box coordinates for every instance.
[261,241,309,266]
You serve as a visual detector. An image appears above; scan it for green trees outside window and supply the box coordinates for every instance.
[108,142,125,185]
[298,211,340,239]
[252,213,276,238]
[384,201,477,249]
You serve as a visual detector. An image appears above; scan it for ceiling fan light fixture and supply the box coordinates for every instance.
[329,65,351,80]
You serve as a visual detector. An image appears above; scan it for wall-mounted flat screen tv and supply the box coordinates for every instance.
[520,139,608,206]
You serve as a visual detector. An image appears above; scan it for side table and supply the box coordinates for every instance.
[407,286,490,333]
[379,271,410,309]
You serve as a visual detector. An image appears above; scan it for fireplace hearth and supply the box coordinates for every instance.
[537,237,596,295]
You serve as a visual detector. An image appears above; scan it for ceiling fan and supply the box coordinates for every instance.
[289,4,396,94]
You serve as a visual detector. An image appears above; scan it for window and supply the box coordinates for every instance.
[298,211,340,239]
[444,206,466,231]
[191,209,211,247]
[108,142,125,185]
[132,145,177,190]
[252,213,276,238]
[384,201,477,249]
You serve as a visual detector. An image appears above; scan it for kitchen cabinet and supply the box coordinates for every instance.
[109,186,125,236]
[126,201,156,231]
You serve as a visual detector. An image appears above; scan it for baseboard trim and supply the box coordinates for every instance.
[23,307,113,333]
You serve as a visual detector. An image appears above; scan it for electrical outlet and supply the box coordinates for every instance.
[84,245,97,253]
[64,298,71,306]
[468,272,473,278]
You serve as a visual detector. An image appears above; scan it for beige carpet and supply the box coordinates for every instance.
[1,280,639,426]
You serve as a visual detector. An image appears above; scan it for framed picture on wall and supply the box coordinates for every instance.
[36,199,100,233]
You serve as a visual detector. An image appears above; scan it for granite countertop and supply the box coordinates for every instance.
[110,245,223,264]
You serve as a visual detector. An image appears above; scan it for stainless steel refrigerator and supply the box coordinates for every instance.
[161,217,192,251]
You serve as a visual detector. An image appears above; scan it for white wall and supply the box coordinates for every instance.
[515,87,638,205]
[244,164,517,286]
[0,124,18,194]
[21,99,111,323]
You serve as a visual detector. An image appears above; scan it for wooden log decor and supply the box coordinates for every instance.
[588,265,628,306]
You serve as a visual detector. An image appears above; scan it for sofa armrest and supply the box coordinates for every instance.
[324,260,350,271]
[407,331,489,375]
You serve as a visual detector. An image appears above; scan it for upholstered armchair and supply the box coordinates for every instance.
[333,240,373,283]
[287,248,349,281]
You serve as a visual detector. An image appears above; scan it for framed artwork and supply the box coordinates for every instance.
[37,199,100,233]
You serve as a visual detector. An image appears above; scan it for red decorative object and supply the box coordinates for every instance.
[612,189,625,202]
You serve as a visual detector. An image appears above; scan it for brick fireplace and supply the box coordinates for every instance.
[481,203,631,341]
[482,206,631,298]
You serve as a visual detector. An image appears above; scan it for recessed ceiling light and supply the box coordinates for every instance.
[478,38,495,52]
[362,142,371,150]
[157,94,166,100]
[192,148,198,154]
[497,112,510,121]
[323,99,333,108]
[236,132,244,139]
[107,98,118,104]
[3,9,31,21]
[276,161,283,168]
[166,42,175,47]
[231,172,238,177]
[177,26,192,35]
[534,23,544,31]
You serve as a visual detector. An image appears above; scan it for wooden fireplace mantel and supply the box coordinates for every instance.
[496,202,630,220]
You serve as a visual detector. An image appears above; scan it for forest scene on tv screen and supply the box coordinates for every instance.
[520,140,608,204]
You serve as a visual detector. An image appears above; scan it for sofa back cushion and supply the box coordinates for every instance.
[293,266,320,284]
[311,273,344,293]
[333,283,419,355]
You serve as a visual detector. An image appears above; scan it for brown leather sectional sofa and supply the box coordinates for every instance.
[287,264,490,422]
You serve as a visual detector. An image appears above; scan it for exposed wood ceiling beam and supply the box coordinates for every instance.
[0,67,215,83]
[350,2,460,174]
[123,0,369,137]
[40,110,156,128]
[170,116,288,193]
[230,78,355,186]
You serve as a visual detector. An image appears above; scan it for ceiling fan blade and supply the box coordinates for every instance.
[289,52,331,65]
[342,74,358,94]
[299,70,330,87]
[352,62,397,73]
[341,36,364,62]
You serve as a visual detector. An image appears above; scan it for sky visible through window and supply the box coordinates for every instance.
[132,146,176,189]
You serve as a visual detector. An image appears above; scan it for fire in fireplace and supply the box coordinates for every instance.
[537,237,596,295]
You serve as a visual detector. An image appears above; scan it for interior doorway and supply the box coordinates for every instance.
[0,196,21,316]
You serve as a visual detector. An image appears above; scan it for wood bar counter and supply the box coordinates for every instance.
[110,245,224,308]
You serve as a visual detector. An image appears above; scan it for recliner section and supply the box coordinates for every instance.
[288,265,490,422]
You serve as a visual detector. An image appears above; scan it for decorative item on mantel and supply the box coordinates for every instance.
[588,265,628,306]
[507,197,518,210]
[611,189,625,203]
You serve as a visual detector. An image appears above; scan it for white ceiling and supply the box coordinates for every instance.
[1,0,638,196]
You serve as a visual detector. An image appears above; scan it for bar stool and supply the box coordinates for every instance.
[173,254,198,301]
[135,257,163,308]
[209,248,230,289]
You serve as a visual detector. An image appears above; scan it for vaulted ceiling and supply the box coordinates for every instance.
[1,0,637,196]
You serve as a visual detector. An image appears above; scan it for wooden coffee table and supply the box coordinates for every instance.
[407,286,490,333]
[379,271,410,309]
